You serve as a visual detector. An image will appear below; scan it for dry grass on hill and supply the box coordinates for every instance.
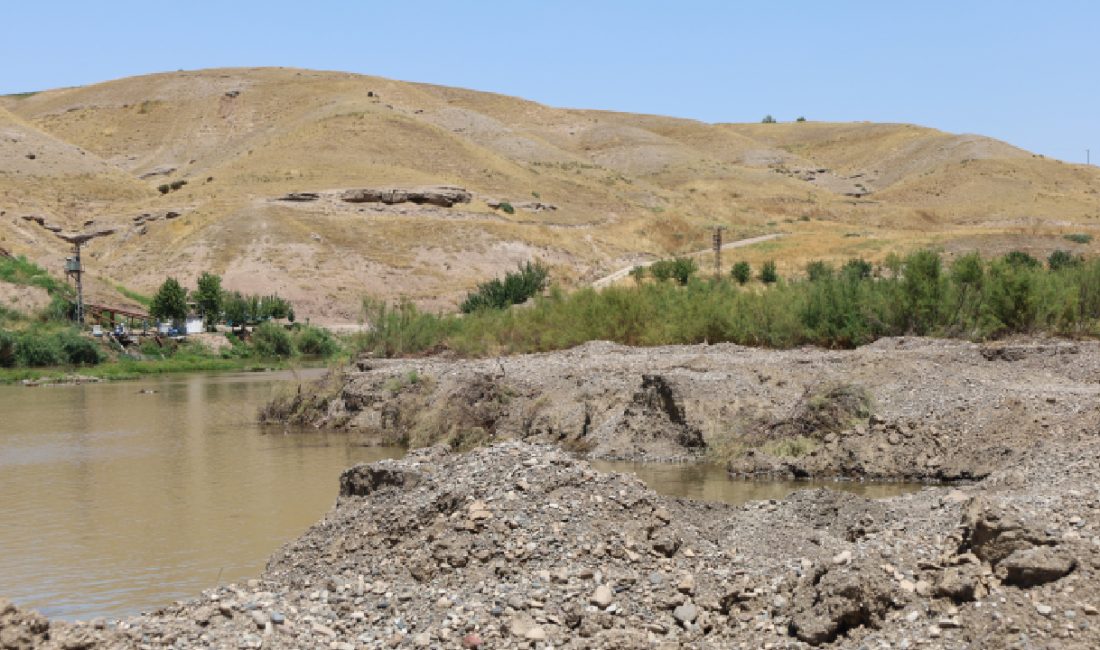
[1,67,1098,323]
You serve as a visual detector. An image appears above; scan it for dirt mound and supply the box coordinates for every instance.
[269,337,1100,480]
[8,438,1100,648]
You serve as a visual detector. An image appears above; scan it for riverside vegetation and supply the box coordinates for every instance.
[354,248,1100,358]
[0,256,342,382]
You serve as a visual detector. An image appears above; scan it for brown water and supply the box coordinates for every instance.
[591,460,921,504]
[0,369,402,621]
[0,371,919,622]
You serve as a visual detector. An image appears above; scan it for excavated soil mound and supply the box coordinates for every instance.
[6,440,1100,648]
[267,337,1100,481]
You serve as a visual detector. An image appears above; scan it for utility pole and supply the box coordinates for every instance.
[712,226,727,279]
[25,221,115,327]
[65,242,85,325]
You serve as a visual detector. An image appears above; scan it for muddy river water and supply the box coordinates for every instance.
[0,370,918,621]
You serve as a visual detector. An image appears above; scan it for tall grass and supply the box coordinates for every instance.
[355,250,1100,358]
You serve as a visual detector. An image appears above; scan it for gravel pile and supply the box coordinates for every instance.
[268,337,1100,480]
[6,435,1100,648]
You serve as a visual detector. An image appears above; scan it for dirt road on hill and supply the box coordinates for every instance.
[591,233,783,289]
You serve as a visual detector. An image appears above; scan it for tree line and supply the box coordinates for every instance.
[149,274,294,329]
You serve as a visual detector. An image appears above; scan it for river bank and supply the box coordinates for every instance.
[264,336,1100,482]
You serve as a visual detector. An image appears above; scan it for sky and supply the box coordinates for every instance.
[2,1,1096,163]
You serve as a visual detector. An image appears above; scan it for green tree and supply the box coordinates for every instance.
[671,257,698,285]
[761,115,777,124]
[760,260,779,284]
[193,272,223,330]
[150,277,188,324]
[223,291,248,328]
[730,261,751,285]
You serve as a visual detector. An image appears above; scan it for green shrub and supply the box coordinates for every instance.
[1065,233,1093,244]
[295,325,339,356]
[1003,250,1041,269]
[1048,250,1081,271]
[40,295,73,322]
[498,201,515,215]
[796,116,807,122]
[139,339,169,357]
[649,257,698,285]
[0,330,15,367]
[357,298,460,357]
[730,261,751,285]
[760,260,779,284]
[346,250,1100,358]
[805,261,833,281]
[842,258,873,280]
[15,332,64,367]
[901,250,942,333]
[55,330,102,365]
[251,322,295,358]
[629,266,646,284]
[460,261,549,313]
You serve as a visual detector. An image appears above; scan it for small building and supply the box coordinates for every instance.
[185,317,204,335]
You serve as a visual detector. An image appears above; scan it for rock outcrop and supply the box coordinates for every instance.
[340,186,472,208]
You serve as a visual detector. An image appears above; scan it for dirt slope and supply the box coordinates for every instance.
[2,68,1098,322]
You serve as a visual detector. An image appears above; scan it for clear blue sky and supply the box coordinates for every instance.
[3,1,1096,163]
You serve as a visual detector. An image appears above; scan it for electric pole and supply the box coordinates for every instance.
[712,226,727,279]
[23,219,115,327]
[65,243,85,325]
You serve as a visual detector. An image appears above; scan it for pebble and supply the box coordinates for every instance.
[832,550,852,565]
[674,603,699,624]
[591,584,614,608]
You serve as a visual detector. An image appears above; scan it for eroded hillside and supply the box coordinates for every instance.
[2,68,1098,322]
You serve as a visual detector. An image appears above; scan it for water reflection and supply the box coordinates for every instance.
[591,460,921,505]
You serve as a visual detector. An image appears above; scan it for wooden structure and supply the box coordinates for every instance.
[85,303,149,331]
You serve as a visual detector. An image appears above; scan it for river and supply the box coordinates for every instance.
[0,369,402,621]
[0,370,918,621]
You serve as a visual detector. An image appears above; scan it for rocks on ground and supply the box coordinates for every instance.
[7,438,1100,649]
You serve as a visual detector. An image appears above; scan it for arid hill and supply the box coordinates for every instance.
[2,67,1097,322]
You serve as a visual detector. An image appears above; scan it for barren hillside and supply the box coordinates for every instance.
[1,68,1097,322]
